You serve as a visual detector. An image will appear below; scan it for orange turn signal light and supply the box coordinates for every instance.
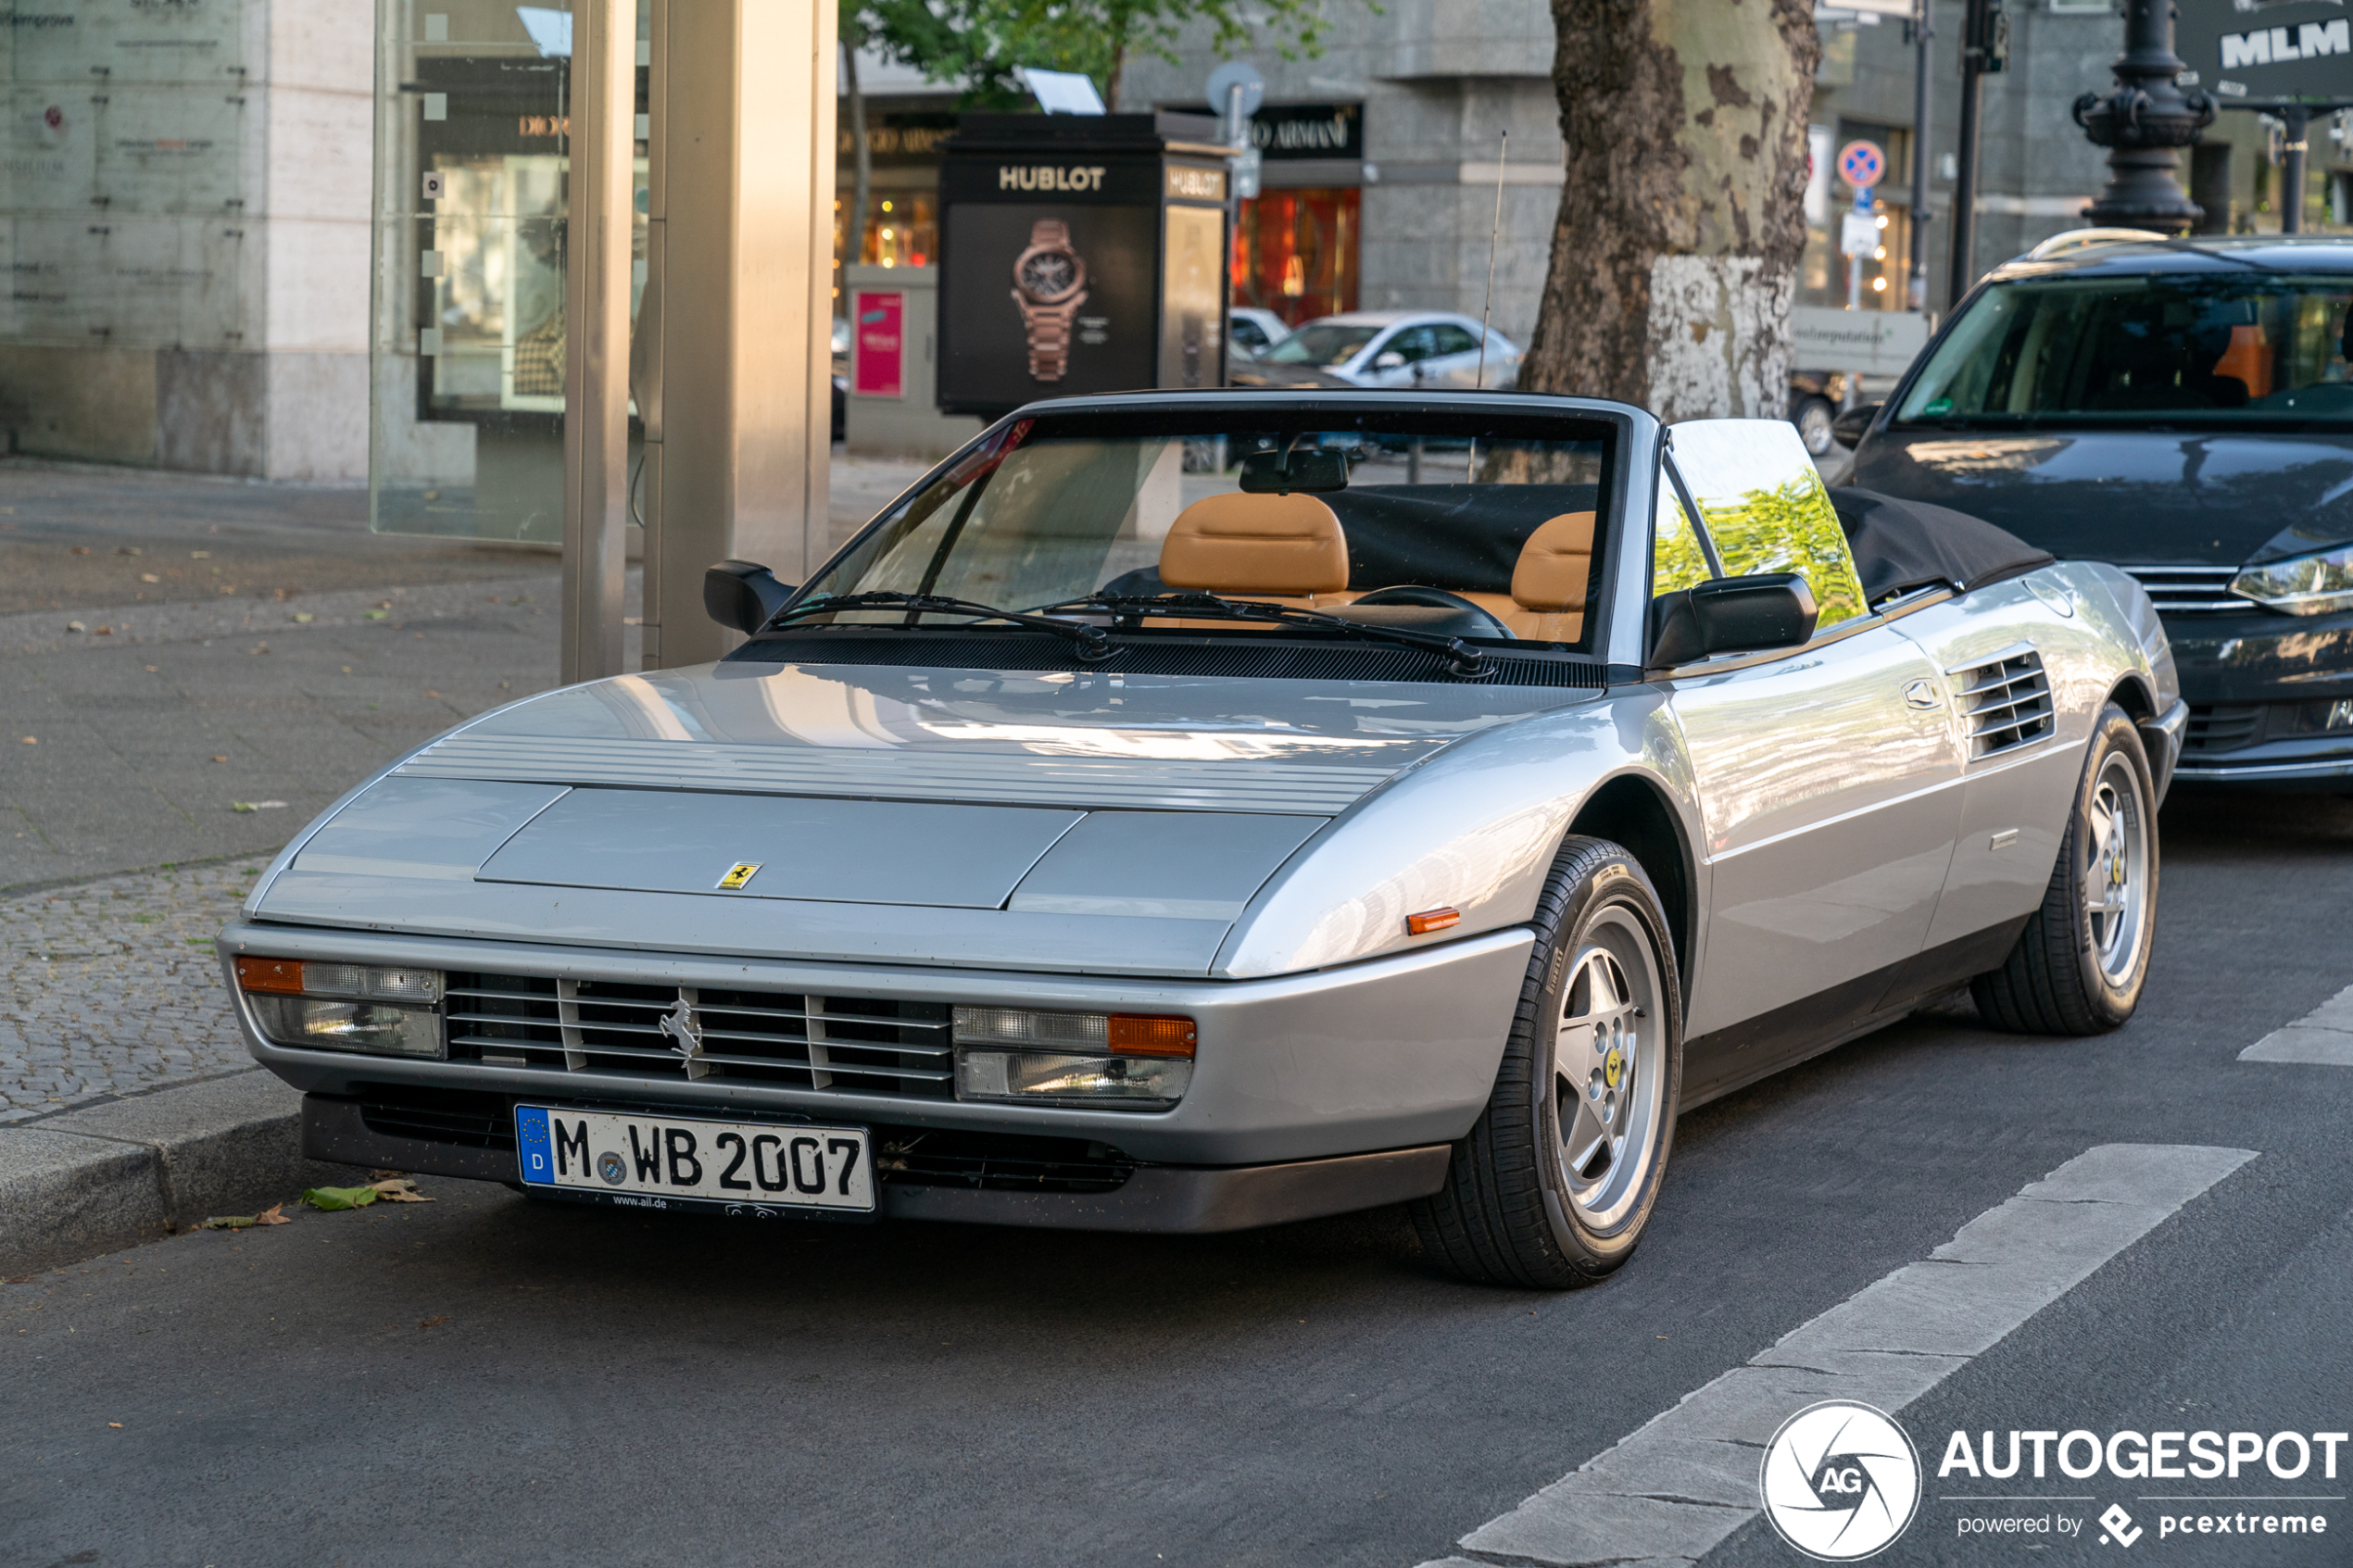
[1107,1013,1198,1058]
[234,956,305,994]
[1405,908,1462,936]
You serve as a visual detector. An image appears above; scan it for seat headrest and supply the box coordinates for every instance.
[1160,491,1349,596]
[1510,510,1597,611]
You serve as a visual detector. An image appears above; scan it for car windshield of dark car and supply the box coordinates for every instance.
[1258,324,1383,367]
[789,412,1613,650]
[1894,273,2353,424]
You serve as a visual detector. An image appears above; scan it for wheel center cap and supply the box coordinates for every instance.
[1603,1044,1626,1090]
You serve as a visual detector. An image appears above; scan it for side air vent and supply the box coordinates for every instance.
[1952,647,2055,759]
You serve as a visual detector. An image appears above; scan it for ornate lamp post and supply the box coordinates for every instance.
[2074,0,2217,232]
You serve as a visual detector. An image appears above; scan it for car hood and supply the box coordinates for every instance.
[246,658,1591,976]
[1847,427,2353,565]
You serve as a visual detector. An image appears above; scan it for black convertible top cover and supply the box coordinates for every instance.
[1829,486,2056,605]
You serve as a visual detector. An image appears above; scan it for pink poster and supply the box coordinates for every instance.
[853,292,904,397]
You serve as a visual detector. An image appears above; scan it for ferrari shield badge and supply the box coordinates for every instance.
[716,862,761,890]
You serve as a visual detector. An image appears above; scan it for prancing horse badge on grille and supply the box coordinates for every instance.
[716,862,761,890]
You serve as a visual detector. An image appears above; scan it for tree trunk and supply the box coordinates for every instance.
[846,42,873,272]
[1103,38,1125,112]
[1520,0,1819,421]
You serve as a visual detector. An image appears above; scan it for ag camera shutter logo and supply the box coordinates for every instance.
[1760,1401,1923,1560]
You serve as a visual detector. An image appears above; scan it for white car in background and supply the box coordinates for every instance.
[1227,307,1293,359]
[1233,309,1522,390]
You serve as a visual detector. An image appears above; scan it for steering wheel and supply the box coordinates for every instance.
[1350,585,1514,637]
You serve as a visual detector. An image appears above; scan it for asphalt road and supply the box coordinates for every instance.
[4,786,2349,1568]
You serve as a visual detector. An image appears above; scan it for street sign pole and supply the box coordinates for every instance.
[1909,0,1933,312]
[1948,0,2003,305]
[1836,139,1886,316]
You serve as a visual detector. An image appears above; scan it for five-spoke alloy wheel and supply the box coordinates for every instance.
[1413,835,1684,1288]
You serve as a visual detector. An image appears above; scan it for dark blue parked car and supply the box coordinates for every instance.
[1840,234,2353,785]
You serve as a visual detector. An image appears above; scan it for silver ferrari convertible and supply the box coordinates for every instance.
[222,393,2185,1287]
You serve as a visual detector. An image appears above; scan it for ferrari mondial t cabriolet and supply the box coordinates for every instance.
[223,393,2184,1287]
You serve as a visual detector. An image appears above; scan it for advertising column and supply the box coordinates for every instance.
[937,114,1228,416]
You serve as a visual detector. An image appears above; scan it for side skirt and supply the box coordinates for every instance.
[1679,917,2029,1110]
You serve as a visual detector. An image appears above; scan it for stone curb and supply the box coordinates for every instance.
[0,1069,368,1273]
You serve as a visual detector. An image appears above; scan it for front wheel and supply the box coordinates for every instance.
[1971,703,2159,1034]
[1411,836,1684,1288]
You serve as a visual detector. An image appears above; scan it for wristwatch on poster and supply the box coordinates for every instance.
[1010,220,1089,382]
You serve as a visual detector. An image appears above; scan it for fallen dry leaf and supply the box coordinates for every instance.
[108,1422,122,1428]
[94,625,112,635]
[69,545,89,556]
[370,1178,432,1204]
[18,736,32,746]
[253,1203,289,1226]
[64,621,83,632]
[210,755,227,763]
[420,1315,451,1329]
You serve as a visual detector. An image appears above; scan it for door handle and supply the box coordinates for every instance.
[1902,678,1942,709]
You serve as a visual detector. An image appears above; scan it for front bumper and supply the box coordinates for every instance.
[220,920,1532,1171]
[2163,607,2353,783]
[300,1095,1454,1233]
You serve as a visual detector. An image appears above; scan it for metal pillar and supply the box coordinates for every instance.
[636,0,837,671]
[2281,103,2311,233]
[1908,0,1933,313]
[2074,0,2215,234]
[560,0,635,686]
[1947,0,1996,307]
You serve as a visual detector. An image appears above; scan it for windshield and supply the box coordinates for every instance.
[794,408,1614,651]
[1895,272,2353,424]
[1259,324,1383,367]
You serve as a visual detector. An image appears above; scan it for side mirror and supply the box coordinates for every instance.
[1831,401,1882,450]
[703,559,796,634]
[1374,351,1406,370]
[1649,572,1819,667]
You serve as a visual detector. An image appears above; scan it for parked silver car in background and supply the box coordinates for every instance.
[1227,307,1293,359]
[1232,310,1522,390]
[221,393,2182,1288]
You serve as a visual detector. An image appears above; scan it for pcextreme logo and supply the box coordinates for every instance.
[1760,1401,1923,1561]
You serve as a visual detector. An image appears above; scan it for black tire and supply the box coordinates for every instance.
[1972,704,2159,1035]
[1411,835,1685,1288]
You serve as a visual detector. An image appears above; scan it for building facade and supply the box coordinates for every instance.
[0,0,370,478]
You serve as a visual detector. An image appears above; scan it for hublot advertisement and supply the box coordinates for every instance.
[936,113,1228,415]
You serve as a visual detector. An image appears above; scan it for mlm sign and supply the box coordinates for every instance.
[2181,0,2353,98]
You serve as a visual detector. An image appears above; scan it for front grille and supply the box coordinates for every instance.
[1952,647,2055,758]
[2122,565,2246,613]
[2183,703,2266,756]
[349,1086,1133,1193]
[445,972,954,1098]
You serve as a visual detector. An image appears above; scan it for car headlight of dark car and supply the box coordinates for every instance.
[2231,542,2353,616]
[235,956,446,1059]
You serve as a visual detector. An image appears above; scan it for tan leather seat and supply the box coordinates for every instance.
[1502,510,1595,642]
[1160,492,1349,604]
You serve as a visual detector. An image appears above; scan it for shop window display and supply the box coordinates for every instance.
[1231,189,1359,328]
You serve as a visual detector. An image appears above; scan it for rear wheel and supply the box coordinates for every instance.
[1411,836,1684,1288]
[1972,704,2158,1034]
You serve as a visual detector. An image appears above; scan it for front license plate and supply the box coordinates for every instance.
[514,1106,874,1215]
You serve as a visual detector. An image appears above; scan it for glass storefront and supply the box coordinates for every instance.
[369,0,650,542]
[1231,188,1360,327]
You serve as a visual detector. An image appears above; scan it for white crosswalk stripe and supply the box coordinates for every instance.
[1418,1143,2256,1568]
[2240,984,2353,1066]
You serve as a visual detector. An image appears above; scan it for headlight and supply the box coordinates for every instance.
[2231,543,2353,616]
[951,1007,1195,1107]
[235,957,446,1059]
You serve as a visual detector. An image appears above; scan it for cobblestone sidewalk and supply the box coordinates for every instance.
[1,859,266,1121]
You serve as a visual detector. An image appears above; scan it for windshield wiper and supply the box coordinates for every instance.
[1051,590,1493,678]
[761,591,1114,661]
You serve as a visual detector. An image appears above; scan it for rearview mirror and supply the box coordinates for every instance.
[704,559,796,634]
[1649,572,1819,667]
[1239,447,1350,493]
[1831,402,1882,450]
